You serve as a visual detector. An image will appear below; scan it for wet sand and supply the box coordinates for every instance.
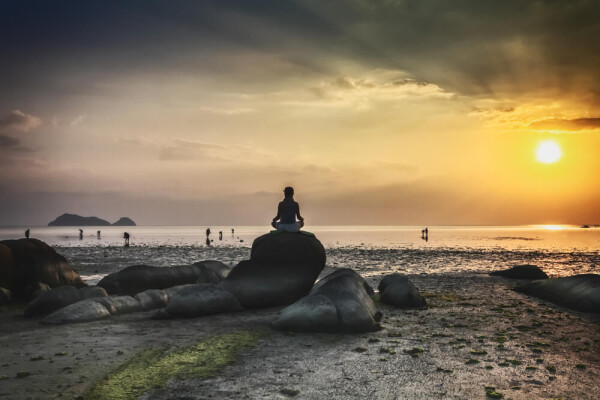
[1,268,599,400]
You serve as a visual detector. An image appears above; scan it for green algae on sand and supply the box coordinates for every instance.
[85,330,264,400]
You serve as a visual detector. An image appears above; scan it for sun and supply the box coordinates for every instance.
[536,140,562,164]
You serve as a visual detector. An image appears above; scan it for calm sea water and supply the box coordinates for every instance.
[1,225,598,283]
[1,225,598,251]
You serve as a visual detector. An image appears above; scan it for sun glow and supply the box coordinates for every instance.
[536,140,562,163]
[543,225,564,231]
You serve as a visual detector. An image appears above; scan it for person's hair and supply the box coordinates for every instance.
[283,186,294,196]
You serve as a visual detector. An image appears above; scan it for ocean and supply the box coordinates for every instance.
[1,225,598,285]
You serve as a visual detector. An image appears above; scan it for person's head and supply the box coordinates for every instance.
[283,186,294,198]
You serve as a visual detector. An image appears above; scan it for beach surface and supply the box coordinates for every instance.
[1,227,599,399]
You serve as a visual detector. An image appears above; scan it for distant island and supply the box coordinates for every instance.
[112,217,136,226]
[48,213,136,226]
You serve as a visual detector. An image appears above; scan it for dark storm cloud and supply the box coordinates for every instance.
[530,117,600,131]
[1,1,599,104]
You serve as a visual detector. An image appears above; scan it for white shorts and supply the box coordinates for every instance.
[272,221,303,232]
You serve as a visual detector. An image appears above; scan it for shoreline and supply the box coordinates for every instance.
[1,271,599,399]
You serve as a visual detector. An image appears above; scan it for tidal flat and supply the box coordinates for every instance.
[1,269,599,399]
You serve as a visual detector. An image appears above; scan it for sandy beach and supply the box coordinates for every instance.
[1,246,599,400]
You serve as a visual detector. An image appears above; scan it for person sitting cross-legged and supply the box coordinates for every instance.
[271,186,305,232]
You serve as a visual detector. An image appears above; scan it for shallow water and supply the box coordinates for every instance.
[4,225,593,285]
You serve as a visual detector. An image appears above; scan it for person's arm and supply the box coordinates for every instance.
[272,202,283,222]
[295,202,304,222]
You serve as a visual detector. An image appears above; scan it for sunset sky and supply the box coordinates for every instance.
[1,1,599,226]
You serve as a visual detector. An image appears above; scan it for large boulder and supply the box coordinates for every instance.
[515,274,600,313]
[378,273,426,308]
[25,286,108,317]
[97,260,231,296]
[219,232,326,308]
[490,265,548,280]
[273,269,382,333]
[165,284,243,318]
[93,296,143,315]
[0,239,84,299]
[41,298,112,324]
[250,231,326,266]
[135,289,170,310]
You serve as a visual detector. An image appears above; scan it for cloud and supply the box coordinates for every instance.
[312,73,451,101]
[0,110,41,132]
[159,139,229,161]
[70,115,86,127]
[530,117,600,131]
[118,135,246,162]
[0,134,35,153]
[198,106,255,115]
[0,134,20,148]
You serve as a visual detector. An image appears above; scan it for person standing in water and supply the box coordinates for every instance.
[123,232,130,247]
[25,229,30,238]
[271,186,304,232]
[79,229,83,240]
[206,228,211,238]
[219,231,223,240]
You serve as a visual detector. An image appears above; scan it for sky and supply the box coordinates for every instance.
[1,0,599,226]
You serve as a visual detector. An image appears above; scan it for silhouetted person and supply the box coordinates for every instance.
[206,228,211,238]
[25,229,30,239]
[272,186,304,232]
[123,232,130,247]
[206,237,211,246]
[219,231,223,240]
[231,228,234,235]
[79,229,83,240]
[97,230,101,239]
[425,227,428,236]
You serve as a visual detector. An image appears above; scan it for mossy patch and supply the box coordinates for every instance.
[404,347,424,357]
[421,292,464,307]
[486,388,504,398]
[85,330,264,400]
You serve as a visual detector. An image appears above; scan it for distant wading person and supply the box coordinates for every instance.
[271,186,304,232]
[123,232,130,247]
[25,229,30,239]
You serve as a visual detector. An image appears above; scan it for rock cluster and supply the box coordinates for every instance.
[219,232,326,308]
[515,274,600,313]
[378,273,426,308]
[273,269,382,333]
[490,264,548,280]
[98,261,230,296]
[0,238,84,299]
